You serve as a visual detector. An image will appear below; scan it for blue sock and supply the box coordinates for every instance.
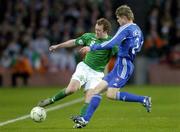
[83,94,102,121]
[116,92,145,103]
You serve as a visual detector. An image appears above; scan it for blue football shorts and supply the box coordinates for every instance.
[103,57,134,88]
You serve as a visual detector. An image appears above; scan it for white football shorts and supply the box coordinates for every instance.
[71,62,104,91]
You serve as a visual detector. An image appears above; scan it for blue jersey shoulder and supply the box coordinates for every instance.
[90,23,144,61]
[118,23,144,61]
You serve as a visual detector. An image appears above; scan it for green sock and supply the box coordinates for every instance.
[51,88,67,102]
[80,103,89,116]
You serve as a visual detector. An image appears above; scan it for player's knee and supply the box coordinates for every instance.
[86,91,93,98]
[85,90,94,103]
[65,87,78,94]
[85,89,100,102]
[106,91,116,100]
[106,88,119,100]
[88,89,97,96]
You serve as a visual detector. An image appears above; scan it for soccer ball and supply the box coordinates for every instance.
[30,106,46,122]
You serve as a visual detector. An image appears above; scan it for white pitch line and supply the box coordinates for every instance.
[0,98,84,127]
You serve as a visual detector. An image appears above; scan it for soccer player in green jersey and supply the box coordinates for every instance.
[37,18,117,127]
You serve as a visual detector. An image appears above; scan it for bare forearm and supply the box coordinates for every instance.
[49,39,76,52]
[55,39,76,48]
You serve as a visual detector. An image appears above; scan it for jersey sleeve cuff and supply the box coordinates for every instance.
[90,45,96,51]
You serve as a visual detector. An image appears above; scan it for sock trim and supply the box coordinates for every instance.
[51,98,54,102]
[116,91,120,100]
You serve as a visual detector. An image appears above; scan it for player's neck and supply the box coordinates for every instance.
[101,34,108,39]
[96,34,108,39]
[122,20,133,26]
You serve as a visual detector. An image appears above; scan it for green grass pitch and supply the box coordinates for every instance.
[0,85,180,132]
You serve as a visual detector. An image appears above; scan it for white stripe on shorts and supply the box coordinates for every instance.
[120,58,127,79]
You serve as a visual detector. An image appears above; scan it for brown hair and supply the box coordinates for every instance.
[96,18,111,33]
[115,5,134,21]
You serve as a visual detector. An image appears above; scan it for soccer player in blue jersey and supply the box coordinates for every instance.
[71,5,152,128]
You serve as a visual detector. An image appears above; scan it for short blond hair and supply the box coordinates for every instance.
[115,5,134,21]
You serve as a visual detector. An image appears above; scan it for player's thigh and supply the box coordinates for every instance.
[106,88,119,99]
[84,80,108,103]
[91,80,108,95]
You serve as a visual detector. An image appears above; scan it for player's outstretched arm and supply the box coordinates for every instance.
[90,28,128,51]
[49,39,76,52]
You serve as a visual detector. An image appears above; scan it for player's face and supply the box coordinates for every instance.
[95,24,107,38]
[117,16,127,26]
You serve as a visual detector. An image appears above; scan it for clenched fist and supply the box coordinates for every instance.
[49,45,58,52]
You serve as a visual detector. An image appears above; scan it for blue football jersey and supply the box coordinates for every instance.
[90,23,144,62]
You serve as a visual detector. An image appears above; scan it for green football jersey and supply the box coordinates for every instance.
[75,33,118,72]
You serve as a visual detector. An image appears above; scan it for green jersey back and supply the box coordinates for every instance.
[75,33,118,72]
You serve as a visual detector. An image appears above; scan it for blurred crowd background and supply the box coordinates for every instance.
[0,0,179,87]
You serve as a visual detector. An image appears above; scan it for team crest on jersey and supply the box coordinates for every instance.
[78,39,84,45]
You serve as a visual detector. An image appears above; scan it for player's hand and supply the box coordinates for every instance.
[49,45,57,52]
[79,46,90,55]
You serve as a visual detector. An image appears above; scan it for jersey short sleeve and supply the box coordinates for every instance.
[75,33,91,46]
